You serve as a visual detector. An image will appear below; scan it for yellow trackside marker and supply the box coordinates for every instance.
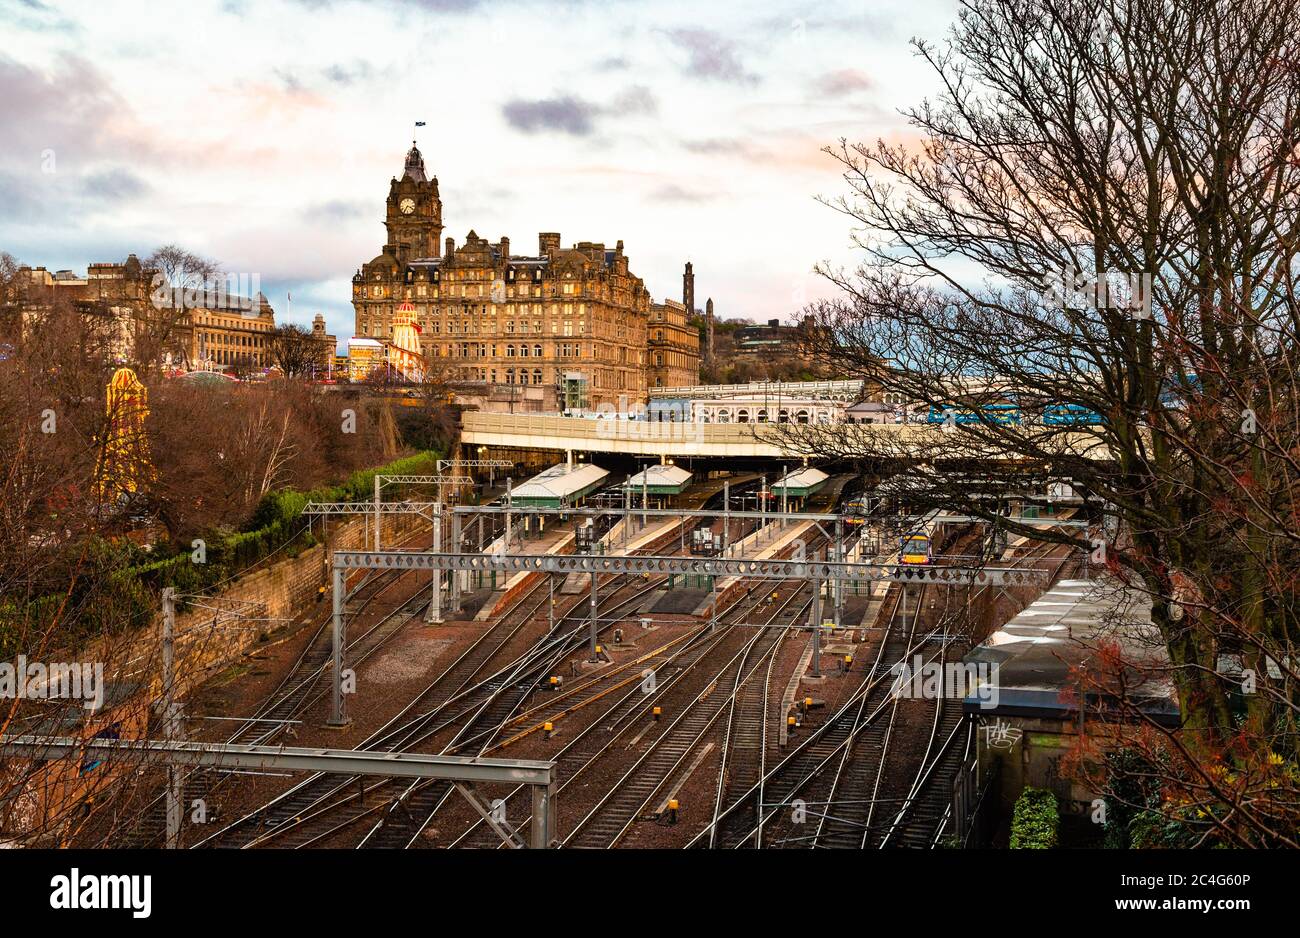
[804,697,812,709]
[787,716,796,726]
[653,706,662,721]
[595,645,603,654]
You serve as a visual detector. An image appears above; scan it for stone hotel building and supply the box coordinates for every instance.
[352,143,698,408]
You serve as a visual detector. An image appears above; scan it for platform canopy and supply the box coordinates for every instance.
[961,578,1178,724]
[620,464,692,496]
[511,462,609,507]
[771,466,829,497]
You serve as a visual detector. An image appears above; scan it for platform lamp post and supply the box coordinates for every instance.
[722,479,731,557]
[810,568,823,679]
[641,461,649,532]
[504,477,513,553]
[161,588,183,849]
[588,571,599,660]
[426,508,443,624]
[780,464,789,530]
[328,566,350,727]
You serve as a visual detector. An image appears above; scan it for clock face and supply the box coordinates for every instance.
[400,198,416,215]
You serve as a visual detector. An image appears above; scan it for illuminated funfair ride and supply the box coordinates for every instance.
[94,367,156,506]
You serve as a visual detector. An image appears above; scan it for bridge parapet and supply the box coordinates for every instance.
[460,412,1111,461]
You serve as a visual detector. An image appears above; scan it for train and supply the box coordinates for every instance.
[1042,403,1105,426]
[925,401,1105,427]
[926,403,1021,426]
[842,495,873,526]
[899,532,933,565]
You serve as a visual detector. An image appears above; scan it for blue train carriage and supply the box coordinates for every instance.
[926,402,1022,426]
[898,531,933,564]
[1042,402,1105,426]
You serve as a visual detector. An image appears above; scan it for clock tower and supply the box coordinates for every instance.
[385,141,442,261]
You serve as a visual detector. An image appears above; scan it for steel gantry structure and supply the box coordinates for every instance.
[0,736,558,849]
[322,546,1047,727]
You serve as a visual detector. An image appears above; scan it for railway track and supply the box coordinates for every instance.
[872,538,1078,849]
[200,520,691,848]
[691,515,1038,849]
[113,527,436,847]
[438,555,825,849]
[560,541,830,849]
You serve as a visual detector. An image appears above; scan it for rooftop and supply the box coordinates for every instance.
[512,462,609,503]
[963,577,1179,725]
[621,464,692,490]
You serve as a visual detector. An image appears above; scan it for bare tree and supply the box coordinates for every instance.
[780,0,1300,845]
[138,245,224,374]
[266,323,318,379]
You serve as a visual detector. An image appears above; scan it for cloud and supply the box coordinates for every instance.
[288,0,482,11]
[4,0,77,33]
[609,85,657,116]
[0,170,42,221]
[0,52,141,164]
[682,137,769,160]
[502,95,599,136]
[502,86,658,137]
[301,199,369,222]
[649,183,717,204]
[322,60,376,86]
[815,68,872,98]
[81,168,149,202]
[662,28,758,85]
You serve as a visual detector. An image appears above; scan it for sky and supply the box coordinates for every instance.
[1,0,958,348]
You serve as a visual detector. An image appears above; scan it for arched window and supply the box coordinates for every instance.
[756,409,768,423]
[532,368,542,384]
[778,408,790,423]
[796,409,810,424]
[717,410,731,423]
[737,409,750,423]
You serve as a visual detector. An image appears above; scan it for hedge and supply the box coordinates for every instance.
[126,449,440,596]
[1009,787,1059,849]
